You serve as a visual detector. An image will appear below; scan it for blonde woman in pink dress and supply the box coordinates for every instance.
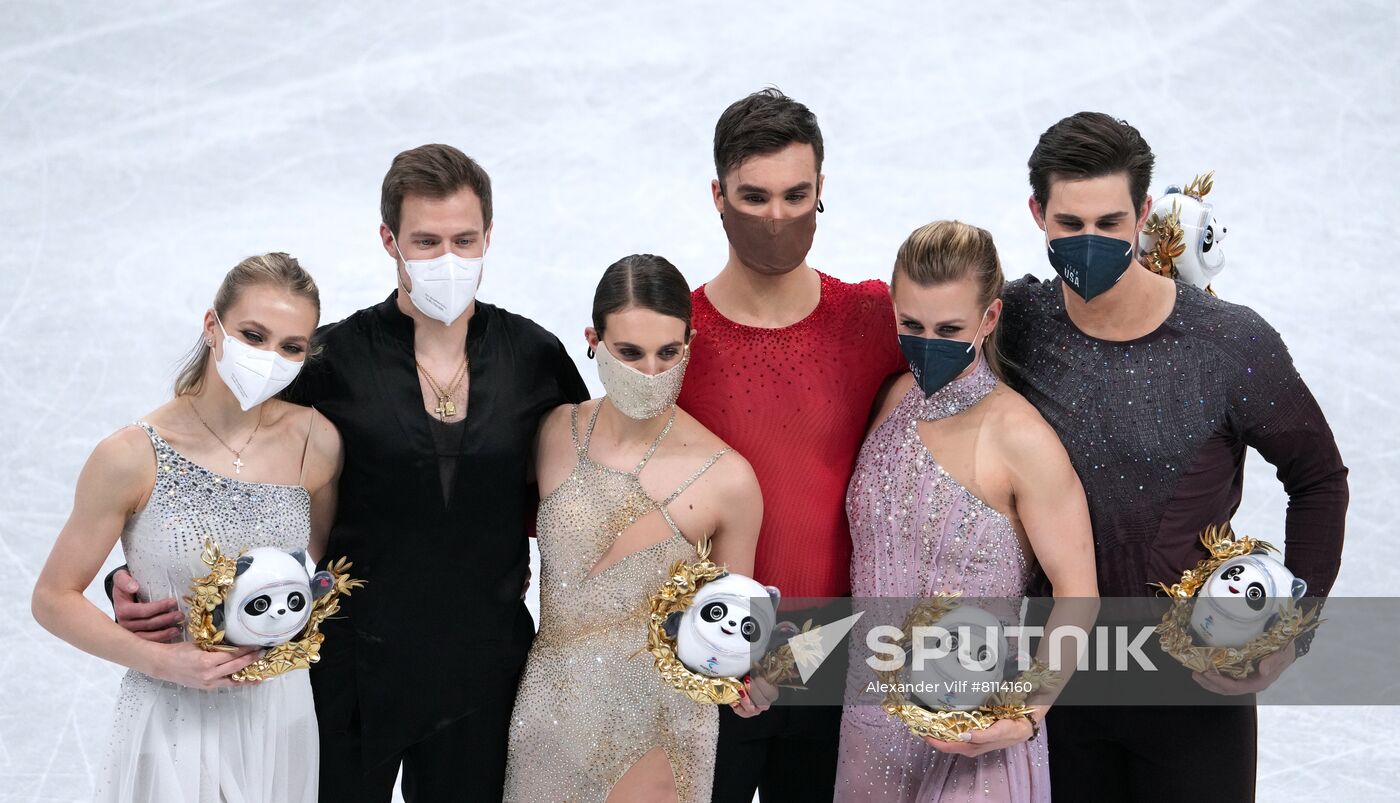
[836,221,1098,803]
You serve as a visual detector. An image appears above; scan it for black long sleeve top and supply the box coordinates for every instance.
[1000,276,1347,601]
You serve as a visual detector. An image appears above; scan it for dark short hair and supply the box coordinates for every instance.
[380,144,493,237]
[713,88,824,190]
[592,254,692,339]
[1028,112,1155,215]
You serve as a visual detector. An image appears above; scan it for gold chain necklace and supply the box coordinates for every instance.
[416,355,469,420]
[186,397,264,475]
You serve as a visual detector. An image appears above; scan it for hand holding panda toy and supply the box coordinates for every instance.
[214,548,335,648]
[665,573,779,679]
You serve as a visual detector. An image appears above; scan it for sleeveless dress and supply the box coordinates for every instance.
[835,359,1051,803]
[95,422,319,803]
[504,403,729,803]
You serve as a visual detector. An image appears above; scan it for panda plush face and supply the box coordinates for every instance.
[1204,559,1273,612]
[673,573,780,679]
[699,597,764,644]
[1140,188,1228,291]
[219,548,319,648]
[1175,194,1227,288]
[908,605,1008,711]
[1190,552,1307,648]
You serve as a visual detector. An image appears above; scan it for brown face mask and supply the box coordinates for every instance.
[720,196,819,275]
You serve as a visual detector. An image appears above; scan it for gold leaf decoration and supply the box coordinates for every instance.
[875,594,1058,742]
[1142,200,1187,280]
[1151,522,1319,678]
[1151,523,1276,600]
[1183,170,1215,201]
[646,534,803,705]
[1155,597,1320,679]
[184,539,366,682]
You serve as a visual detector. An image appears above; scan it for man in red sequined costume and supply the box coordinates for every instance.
[675,88,906,802]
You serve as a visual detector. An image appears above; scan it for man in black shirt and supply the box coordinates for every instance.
[113,144,589,800]
[1000,113,1347,803]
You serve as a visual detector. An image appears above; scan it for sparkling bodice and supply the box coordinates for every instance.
[847,359,1032,599]
[122,422,312,621]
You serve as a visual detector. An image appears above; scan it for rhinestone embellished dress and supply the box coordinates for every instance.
[504,404,729,803]
[95,422,317,803]
[835,360,1050,803]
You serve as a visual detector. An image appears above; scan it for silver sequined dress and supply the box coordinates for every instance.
[95,422,318,803]
[504,404,728,803]
[835,359,1050,803]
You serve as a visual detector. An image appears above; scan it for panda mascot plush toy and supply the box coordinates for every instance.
[908,604,1010,711]
[665,573,779,679]
[1189,552,1307,648]
[215,548,335,648]
[1139,171,1227,293]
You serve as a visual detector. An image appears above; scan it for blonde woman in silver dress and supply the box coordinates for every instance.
[504,254,766,803]
[31,254,342,802]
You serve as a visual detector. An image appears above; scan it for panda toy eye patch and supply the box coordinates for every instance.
[245,596,272,616]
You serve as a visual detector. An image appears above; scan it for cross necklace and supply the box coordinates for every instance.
[417,354,469,421]
[187,397,263,475]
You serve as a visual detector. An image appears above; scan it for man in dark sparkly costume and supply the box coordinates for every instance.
[999,112,1348,802]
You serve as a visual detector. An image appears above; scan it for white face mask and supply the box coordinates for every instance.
[391,231,484,325]
[594,340,689,420]
[211,311,304,411]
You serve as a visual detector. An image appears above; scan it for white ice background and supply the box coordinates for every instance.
[1,1,1396,800]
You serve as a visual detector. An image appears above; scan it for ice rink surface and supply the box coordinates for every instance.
[1,1,1396,800]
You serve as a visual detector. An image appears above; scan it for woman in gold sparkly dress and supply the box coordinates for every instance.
[504,254,765,803]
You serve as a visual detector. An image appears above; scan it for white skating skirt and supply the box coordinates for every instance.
[94,668,318,803]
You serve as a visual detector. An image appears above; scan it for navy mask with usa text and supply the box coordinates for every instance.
[1045,233,1134,302]
[897,308,990,397]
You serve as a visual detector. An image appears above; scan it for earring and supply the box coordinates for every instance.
[817,199,825,213]
[205,337,213,348]
[587,347,596,359]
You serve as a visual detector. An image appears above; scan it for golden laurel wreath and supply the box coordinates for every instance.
[1152,523,1321,679]
[645,534,802,705]
[184,539,366,682]
[875,593,1058,742]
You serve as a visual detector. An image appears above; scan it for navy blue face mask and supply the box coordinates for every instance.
[897,309,988,397]
[1046,234,1134,302]
[899,335,975,397]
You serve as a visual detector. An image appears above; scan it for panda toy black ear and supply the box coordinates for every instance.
[235,555,255,577]
[663,611,683,640]
[290,549,309,570]
[310,571,335,600]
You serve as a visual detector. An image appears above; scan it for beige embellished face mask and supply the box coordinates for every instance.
[594,340,690,420]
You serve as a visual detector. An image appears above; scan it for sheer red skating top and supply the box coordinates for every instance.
[677,271,907,599]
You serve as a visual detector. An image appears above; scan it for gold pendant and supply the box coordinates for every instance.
[436,398,456,419]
